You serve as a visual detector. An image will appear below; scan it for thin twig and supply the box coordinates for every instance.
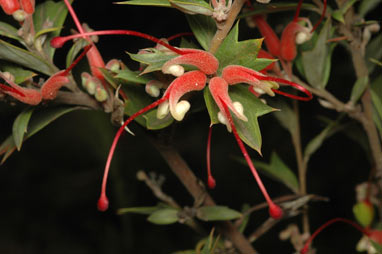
[150,135,258,254]
[136,170,205,234]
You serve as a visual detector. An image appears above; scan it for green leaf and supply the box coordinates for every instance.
[350,76,369,103]
[332,0,358,23]
[127,49,176,74]
[0,106,81,164]
[147,208,179,225]
[303,117,342,164]
[115,68,152,84]
[123,84,153,126]
[117,206,162,215]
[65,39,89,68]
[215,21,264,74]
[301,18,332,89]
[204,88,220,124]
[33,0,71,59]
[0,21,21,41]
[204,85,275,153]
[186,14,216,51]
[359,0,382,18]
[196,206,242,221]
[0,39,55,75]
[371,76,382,137]
[365,34,382,73]
[12,108,34,151]
[144,110,174,130]
[353,202,375,228]
[247,152,299,193]
[230,86,276,153]
[0,63,36,84]
[170,0,213,15]
[115,0,171,7]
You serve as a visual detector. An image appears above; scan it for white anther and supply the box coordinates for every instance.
[233,101,244,116]
[217,111,227,125]
[173,100,191,121]
[167,65,184,77]
[254,87,265,95]
[157,101,170,119]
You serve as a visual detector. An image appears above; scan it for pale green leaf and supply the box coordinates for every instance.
[350,76,369,102]
[301,18,332,89]
[12,108,34,151]
[115,0,171,7]
[245,152,299,193]
[147,208,179,225]
[0,39,55,75]
[196,206,242,221]
[215,21,264,74]
[170,0,213,15]
[0,106,81,164]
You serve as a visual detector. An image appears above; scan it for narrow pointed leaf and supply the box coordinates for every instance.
[115,0,171,7]
[0,39,55,75]
[241,152,299,193]
[1,63,36,84]
[365,34,382,73]
[0,106,81,164]
[170,0,213,16]
[350,76,369,103]
[0,21,21,41]
[303,117,343,164]
[115,68,152,84]
[147,208,179,225]
[196,206,242,221]
[301,19,332,89]
[127,49,176,74]
[215,21,271,74]
[117,206,162,215]
[12,108,34,151]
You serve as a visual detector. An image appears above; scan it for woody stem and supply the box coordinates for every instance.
[208,0,247,54]
[291,100,310,235]
[150,135,257,254]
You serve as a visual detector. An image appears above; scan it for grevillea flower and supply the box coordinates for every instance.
[0,45,91,105]
[51,16,312,220]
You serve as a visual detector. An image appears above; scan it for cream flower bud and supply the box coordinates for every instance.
[173,100,190,121]
[167,64,184,77]
[157,101,170,119]
[296,31,309,44]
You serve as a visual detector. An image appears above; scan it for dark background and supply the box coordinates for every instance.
[0,0,379,253]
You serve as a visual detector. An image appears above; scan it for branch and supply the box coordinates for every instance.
[150,135,257,254]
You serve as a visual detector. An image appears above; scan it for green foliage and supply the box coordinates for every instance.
[196,206,242,221]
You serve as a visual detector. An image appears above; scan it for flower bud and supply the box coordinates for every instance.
[12,9,26,22]
[173,100,190,121]
[157,100,169,119]
[166,64,184,77]
[353,201,375,228]
[145,80,163,97]
[95,85,108,102]
[106,59,121,72]
[296,31,309,44]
